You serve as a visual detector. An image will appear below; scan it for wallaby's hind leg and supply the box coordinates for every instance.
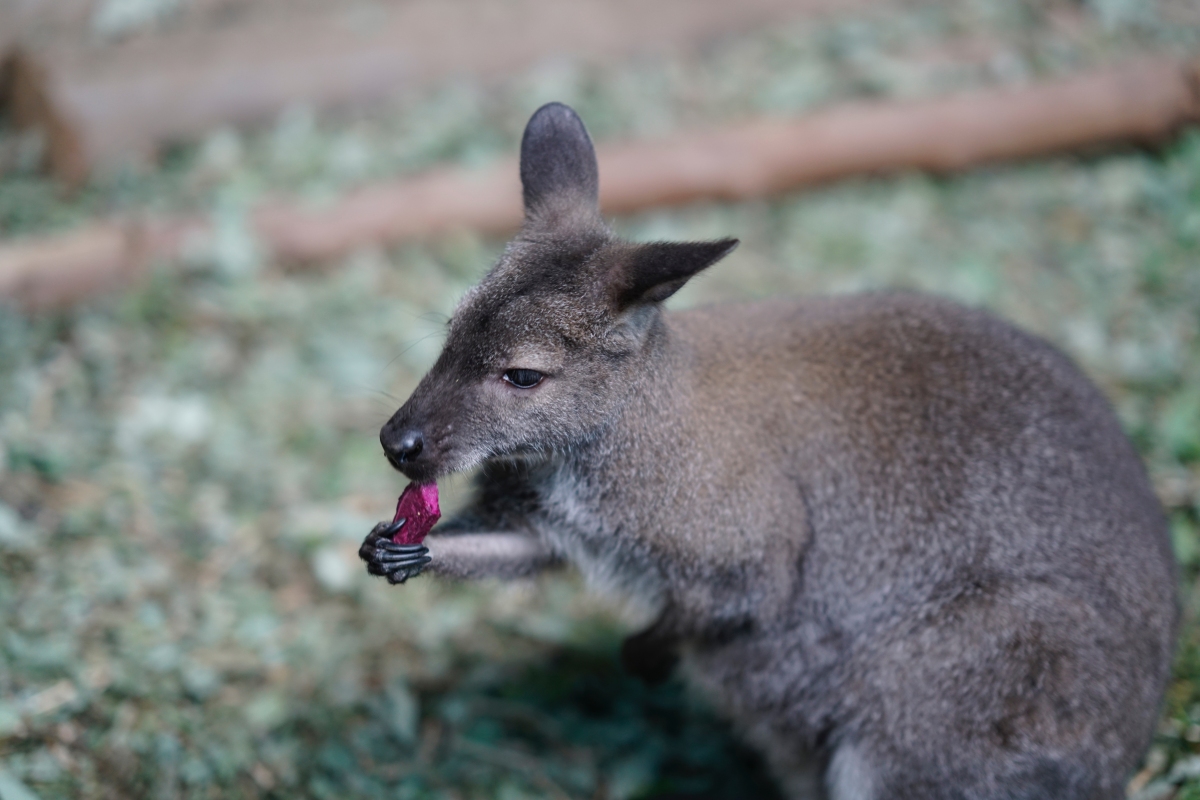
[824,742,875,800]
[824,583,1153,800]
[755,737,826,800]
[825,741,1119,800]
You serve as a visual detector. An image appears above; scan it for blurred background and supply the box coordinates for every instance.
[1,1,1199,798]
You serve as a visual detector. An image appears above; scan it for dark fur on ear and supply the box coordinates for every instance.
[610,238,739,308]
[520,102,600,219]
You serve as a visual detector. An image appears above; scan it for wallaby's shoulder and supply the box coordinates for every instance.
[668,290,1050,358]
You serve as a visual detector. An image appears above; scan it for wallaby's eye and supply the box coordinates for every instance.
[503,369,544,389]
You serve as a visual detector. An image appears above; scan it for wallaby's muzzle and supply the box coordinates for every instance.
[382,429,423,468]
[380,408,440,482]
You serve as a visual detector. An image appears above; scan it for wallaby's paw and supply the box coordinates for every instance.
[620,627,680,686]
[359,520,431,584]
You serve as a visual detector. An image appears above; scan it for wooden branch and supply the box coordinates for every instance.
[2,57,1198,310]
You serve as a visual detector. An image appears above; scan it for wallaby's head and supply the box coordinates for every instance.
[381,103,737,482]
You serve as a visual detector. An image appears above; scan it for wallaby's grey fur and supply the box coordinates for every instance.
[361,103,1178,800]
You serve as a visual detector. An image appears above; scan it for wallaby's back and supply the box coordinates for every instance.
[632,293,1177,798]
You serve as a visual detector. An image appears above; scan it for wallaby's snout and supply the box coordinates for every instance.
[379,411,426,481]
[381,427,423,468]
[380,390,447,482]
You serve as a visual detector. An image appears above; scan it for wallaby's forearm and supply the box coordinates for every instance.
[360,518,560,583]
[418,460,558,579]
[426,530,560,579]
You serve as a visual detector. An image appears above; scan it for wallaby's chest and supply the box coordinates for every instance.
[533,464,667,605]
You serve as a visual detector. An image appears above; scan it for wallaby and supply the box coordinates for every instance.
[360,103,1178,800]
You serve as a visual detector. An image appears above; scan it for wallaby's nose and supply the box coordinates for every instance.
[383,430,424,466]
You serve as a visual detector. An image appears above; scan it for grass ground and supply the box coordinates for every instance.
[1,1,1199,798]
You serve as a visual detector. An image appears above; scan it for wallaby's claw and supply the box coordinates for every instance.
[359,522,430,584]
[373,542,429,563]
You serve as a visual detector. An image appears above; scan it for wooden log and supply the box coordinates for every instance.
[1,57,1198,310]
[0,0,868,183]
[598,57,1200,211]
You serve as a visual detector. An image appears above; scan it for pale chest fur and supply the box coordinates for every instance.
[534,460,668,609]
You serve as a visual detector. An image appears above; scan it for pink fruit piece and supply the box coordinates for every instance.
[391,482,440,545]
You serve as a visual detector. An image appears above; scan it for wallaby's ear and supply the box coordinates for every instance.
[520,102,600,220]
[609,238,739,309]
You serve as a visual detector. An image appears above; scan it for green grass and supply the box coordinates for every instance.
[1,1,1199,797]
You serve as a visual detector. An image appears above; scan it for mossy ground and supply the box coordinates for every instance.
[1,1,1199,797]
